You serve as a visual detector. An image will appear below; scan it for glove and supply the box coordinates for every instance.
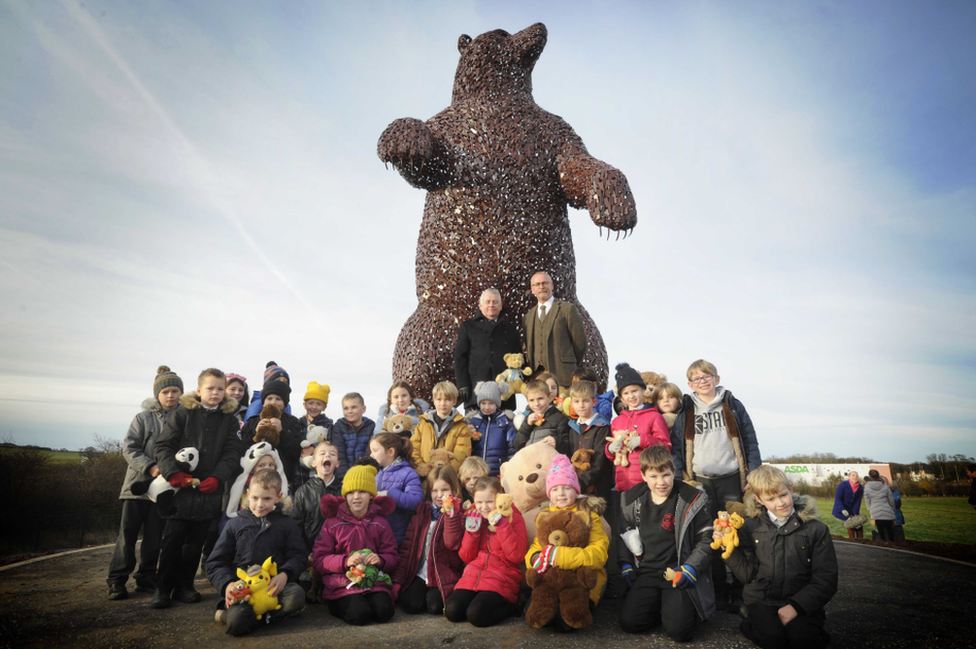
[530,545,558,575]
[198,477,220,494]
[621,563,635,588]
[168,472,193,488]
[607,438,623,454]
[671,565,698,589]
[624,433,641,450]
[457,387,470,405]
[841,510,850,518]
[465,511,483,533]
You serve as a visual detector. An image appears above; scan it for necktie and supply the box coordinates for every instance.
[540,305,547,321]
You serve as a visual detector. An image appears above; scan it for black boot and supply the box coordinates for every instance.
[172,584,202,604]
[151,588,171,609]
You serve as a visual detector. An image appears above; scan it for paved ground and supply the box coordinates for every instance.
[0,542,972,648]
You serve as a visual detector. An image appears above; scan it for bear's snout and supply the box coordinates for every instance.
[548,530,568,546]
[525,472,539,484]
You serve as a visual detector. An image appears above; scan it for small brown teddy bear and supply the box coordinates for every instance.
[525,508,598,629]
[570,448,595,475]
[487,493,514,532]
[381,413,414,438]
[609,429,630,467]
[495,353,533,400]
[253,403,283,447]
[641,371,666,403]
[416,447,455,478]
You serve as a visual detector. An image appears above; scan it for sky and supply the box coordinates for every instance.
[0,0,973,463]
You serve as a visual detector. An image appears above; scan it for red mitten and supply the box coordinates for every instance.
[530,545,558,575]
[168,472,193,488]
[198,477,220,494]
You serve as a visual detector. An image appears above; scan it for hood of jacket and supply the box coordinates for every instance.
[689,387,727,414]
[539,495,607,518]
[421,410,465,438]
[469,410,514,427]
[744,492,818,523]
[179,392,239,415]
[616,404,662,425]
[141,397,163,414]
[319,493,396,521]
[569,411,611,432]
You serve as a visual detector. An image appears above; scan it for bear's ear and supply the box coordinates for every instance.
[458,34,472,54]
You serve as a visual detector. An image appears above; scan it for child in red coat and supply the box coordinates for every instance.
[391,465,465,614]
[446,476,528,627]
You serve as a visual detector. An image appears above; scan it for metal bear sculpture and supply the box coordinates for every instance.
[378,22,637,398]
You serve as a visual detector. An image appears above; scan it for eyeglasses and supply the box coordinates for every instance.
[689,375,713,385]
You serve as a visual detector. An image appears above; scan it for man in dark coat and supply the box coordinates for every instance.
[453,288,522,412]
[523,272,587,388]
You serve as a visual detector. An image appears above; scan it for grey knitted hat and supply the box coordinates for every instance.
[475,381,501,408]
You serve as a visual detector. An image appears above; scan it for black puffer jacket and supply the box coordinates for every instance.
[514,405,572,456]
[289,475,342,552]
[155,393,243,521]
[724,495,838,616]
[205,506,308,599]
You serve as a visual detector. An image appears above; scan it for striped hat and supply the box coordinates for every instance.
[153,366,183,398]
[264,361,289,384]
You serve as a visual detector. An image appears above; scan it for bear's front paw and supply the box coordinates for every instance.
[377,117,435,167]
[587,167,637,236]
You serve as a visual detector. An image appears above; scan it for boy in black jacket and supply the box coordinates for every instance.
[514,379,571,455]
[206,468,307,636]
[153,368,242,609]
[618,445,715,642]
[722,465,838,649]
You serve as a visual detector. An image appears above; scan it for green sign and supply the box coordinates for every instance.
[784,465,809,474]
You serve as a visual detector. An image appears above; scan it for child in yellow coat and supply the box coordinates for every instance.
[525,453,609,630]
[411,382,472,477]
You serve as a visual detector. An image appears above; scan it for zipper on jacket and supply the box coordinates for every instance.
[473,531,490,590]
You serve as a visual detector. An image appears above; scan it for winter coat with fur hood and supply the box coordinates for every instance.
[457,504,528,603]
[376,458,424,544]
[289,474,342,552]
[312,494,399,601]
[619,479,716,621]
[391,498,465,603]
[119,398,178,500]
[724,495,838,617]
[411,411,472,472]
[606,405,671,491]
[241,411,304,491]
[205,505,307,600]
[467,409,517,476]
[155,393,243,520]
[377,399,429,432]
[670,390,761,491]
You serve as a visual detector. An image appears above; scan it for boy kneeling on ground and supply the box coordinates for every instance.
[723,465,838,649]
[206,469,306,636]
[618,445,715,642]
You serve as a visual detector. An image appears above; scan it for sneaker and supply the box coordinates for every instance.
[108,583,129,601]
[151,588,171,609]
[214,608,227,625]
[172,585,202,604]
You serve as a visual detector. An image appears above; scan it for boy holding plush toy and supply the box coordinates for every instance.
[152,368,242,609]
[240,380,304,492]
[107,365,183,601]
[206,468,307,636]
[618,445,715,642]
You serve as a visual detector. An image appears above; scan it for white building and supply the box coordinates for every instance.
[765,463,892,487]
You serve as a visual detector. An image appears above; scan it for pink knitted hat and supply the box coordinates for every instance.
[546,453,580,498]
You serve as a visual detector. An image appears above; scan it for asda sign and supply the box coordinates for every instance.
[784,466,810,474]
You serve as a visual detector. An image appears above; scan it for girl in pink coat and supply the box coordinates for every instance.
[605,363,671,491]
[312,460,399,626]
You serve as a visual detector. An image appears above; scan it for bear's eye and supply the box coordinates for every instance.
[518,475,524,481]
[536,464,542,469]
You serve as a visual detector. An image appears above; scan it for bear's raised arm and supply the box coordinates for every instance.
[377,117,453,191]
[556,129,637,237]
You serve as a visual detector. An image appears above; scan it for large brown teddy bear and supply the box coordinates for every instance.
[377,22,637,399]
[525,509,598,629]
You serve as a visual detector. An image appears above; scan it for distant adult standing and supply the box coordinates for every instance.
[454,288,522,412]
[863,469,896,542]
[832,471,864,539]
[523,272,587,388]
[967,463,976,514]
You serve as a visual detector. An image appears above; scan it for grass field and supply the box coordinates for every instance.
[815,497,976,545]
[0,447,83,464]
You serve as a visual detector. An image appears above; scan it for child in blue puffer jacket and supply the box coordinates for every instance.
[370,433,424,544]
[334,392,375,468]
[465,382,516,476]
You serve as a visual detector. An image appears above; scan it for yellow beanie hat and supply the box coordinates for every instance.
[304,381,331,404]
[342,462,378,497]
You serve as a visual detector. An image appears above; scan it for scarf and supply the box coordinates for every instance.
[849,477,860,493]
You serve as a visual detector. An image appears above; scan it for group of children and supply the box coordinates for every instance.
[108,359,837,647]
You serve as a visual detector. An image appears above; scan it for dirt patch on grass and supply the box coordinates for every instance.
[832,535,976,564]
